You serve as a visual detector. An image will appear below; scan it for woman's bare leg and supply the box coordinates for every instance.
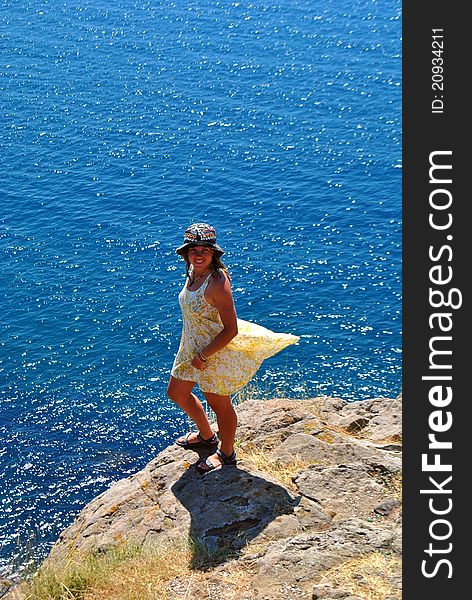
[203,391,237,465]
[167,376,214,441]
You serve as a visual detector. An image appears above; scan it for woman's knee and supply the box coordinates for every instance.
[167,386,187,405]
[167,378,197,408]
[204,393,234,414]
[167,378,189,403]
[167,383,177,402]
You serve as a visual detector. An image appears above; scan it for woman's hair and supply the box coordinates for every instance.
[183,250,231,281]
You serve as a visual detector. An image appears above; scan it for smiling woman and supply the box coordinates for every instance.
[167,223,299,475]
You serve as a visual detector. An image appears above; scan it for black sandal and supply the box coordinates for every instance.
[195,448,237,475]
[175,432,218,450]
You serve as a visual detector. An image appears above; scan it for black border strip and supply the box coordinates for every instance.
[403,3,465,597]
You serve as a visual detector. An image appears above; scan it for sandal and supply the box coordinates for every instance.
[175,431,218,450]
[195,448,237,475]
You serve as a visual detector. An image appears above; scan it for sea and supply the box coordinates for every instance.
[0,0,401,577]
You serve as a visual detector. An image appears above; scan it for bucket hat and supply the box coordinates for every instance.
[176,223,225,257]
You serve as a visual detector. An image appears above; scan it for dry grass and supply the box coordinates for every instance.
[317,552,401,600]
[82,539,192,600]
[232,378,273,405]
[194,378,278,427]
[369,469,403,501]
[232,376,324,407]
[374,434,402,445]
[235,443,316,491]
[18,536,249,600]
[384,472,402,500]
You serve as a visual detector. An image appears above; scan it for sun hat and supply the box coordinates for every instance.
[176,223,225,257]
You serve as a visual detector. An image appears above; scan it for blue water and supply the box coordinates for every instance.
[0,0,401,576]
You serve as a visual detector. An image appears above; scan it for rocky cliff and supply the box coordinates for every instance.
[4,394,402,600]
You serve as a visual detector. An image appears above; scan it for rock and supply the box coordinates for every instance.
[321,397,402,443]
[0,578,14,598]
[312,587,363,599]
[272,431,401,472]
[374,499,402,517]
[251,519,401,599]
[235,399,325,448]
[13,395,402,600]
[294,464,396,520]
[1,581,26,600]
[338,415,371,434]
[49,443,333,564]
[375,443,402,452]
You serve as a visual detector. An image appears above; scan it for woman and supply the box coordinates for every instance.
[167,223,298,474]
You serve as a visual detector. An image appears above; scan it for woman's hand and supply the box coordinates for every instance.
[191,355,207,371]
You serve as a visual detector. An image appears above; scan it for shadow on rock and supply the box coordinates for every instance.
[171,459,301,570]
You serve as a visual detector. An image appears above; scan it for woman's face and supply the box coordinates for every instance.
[187,245,214,271]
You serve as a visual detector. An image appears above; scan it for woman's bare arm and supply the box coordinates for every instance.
[191,272,238,370]
[202,272,238,356]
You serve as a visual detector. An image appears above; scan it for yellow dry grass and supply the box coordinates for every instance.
[235,444,316,491]
[82,540,192,600]
[19,536,242,600]
[317,552,401,600]
[17,534,262,600]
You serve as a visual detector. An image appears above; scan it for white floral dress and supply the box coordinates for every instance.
[171,272,299,395]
